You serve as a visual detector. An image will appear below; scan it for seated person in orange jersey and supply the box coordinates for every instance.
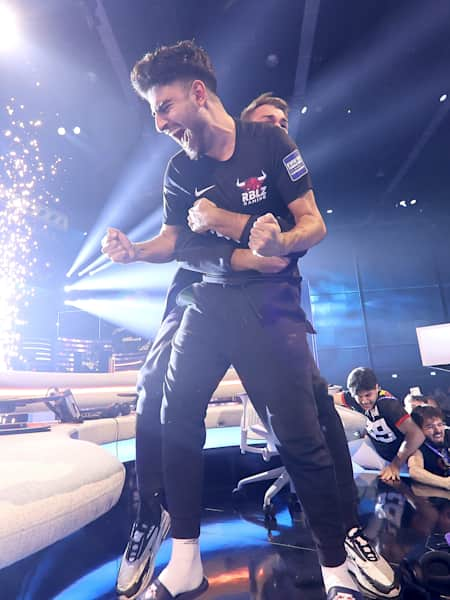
[343,367,424,481]
[408,405,450,491]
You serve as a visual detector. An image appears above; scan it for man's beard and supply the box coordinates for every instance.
[429,438,445,448]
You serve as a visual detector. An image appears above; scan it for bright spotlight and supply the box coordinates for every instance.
[326,208,333,214]
[439,94,447,103]
[73,126,81,135]
[57,127,66,136]
[399,200,407,208]
[76,254,108,278]
[0,5,20,51]
[410,199,417,205]
[68,261,177,294]
[300,106,308,115]
[88,262,112,277]
[65,296,166,339]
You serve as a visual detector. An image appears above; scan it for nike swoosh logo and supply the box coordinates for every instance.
[194,185,215,198]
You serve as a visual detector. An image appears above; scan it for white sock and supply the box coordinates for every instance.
[321,560,359,594]
[158,538,203,596]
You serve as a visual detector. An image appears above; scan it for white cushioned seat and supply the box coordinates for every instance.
[0,432,125,569]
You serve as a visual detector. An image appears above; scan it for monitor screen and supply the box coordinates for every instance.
[416,323,450,369]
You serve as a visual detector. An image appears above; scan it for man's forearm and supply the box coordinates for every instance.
[408,452,450,489]
[230,249,287,272]
[175,229,235,274]
[279,215,327,255]
[208,208,250,242]
[392,430,426,467]
[409,465,450,490]
[133,231,177,263]
[176,228,292,275]
[180,246,263,273]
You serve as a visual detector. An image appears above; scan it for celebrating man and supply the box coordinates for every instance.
[103,41,399,600]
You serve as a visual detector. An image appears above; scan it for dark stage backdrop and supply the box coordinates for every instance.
[302,219,450,396]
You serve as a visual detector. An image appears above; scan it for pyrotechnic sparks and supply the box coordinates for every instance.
[0,98,62,369]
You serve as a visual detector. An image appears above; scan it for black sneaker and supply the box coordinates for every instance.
[117,509,171,599]
[345,528,401,599]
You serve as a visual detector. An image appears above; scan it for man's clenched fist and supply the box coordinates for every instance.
[188,198,218,233]
[249,213,285,257]
[101,227,136,263]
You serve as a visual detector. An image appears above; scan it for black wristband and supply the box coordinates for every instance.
[239,215,259,247]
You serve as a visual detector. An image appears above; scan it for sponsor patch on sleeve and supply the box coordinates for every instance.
[282,149,308,182]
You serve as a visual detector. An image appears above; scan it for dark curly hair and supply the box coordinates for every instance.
[411,405,445,428]
[131,40,217,99]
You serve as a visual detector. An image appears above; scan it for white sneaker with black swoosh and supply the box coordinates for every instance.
[117,509,171,599]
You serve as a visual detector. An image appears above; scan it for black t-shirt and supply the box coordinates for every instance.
[420,431,450,477]
[364,392,410,462]
[163,119,313,283]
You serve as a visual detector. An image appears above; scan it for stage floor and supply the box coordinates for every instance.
[0,446,448,600]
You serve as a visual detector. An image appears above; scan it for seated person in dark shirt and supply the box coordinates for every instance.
[344,367,424,482]
[408,405,450,490]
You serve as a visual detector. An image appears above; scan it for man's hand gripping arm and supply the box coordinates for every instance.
[249,190,326,257]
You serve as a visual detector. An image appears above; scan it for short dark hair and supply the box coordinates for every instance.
[347,367,378,396]
[131,40,217,99]
[240,92,288,121]
[411,405,445,428]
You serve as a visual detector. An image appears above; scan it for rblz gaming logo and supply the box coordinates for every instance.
[236,170,267,206]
